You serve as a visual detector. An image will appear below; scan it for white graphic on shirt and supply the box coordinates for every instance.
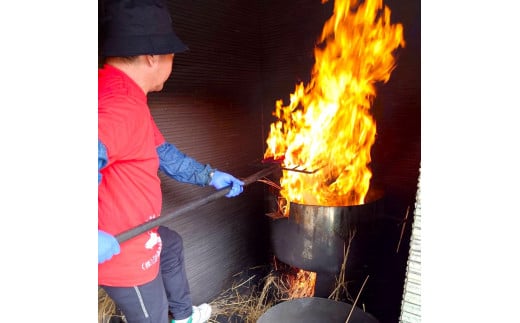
[145,231,160,249]
[141,231,162,271]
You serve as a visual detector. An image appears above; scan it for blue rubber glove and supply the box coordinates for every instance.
[99,230,120,264]
[210,170,244,197]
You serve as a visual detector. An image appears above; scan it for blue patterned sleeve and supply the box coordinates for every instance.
[157,142,215,186]
[99,139,108,184]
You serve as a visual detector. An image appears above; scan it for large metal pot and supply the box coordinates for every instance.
[270,189,384,273]
[257,297,379,323]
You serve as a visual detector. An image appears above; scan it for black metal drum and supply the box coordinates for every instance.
[270,189,384,273]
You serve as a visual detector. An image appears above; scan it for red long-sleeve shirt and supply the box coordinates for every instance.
[98,64,166,286]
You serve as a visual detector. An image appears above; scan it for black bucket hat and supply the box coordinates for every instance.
[100,0,188,57]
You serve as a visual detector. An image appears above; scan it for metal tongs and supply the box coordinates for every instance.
[261,156,323,174]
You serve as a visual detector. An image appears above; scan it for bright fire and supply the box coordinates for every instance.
[286,269,317,299]
[264,0,405,207]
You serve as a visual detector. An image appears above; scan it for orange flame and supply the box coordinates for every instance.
[264,0,405,207]
[286,269,317,299]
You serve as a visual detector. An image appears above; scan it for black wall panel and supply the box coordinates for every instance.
[165,0,264,104]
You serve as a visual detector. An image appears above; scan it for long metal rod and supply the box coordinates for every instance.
[115,164,278,243]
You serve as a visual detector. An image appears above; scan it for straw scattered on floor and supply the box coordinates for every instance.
[98,287,124,323]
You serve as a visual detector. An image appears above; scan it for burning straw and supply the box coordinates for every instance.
[208,262,316,322]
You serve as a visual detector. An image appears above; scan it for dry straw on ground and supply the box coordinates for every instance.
[207,268,279,323]
[98,287,124,323]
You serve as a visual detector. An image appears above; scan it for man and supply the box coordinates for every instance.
[97,0,245,322]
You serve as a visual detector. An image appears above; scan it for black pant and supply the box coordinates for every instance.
[101,226,193,323]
